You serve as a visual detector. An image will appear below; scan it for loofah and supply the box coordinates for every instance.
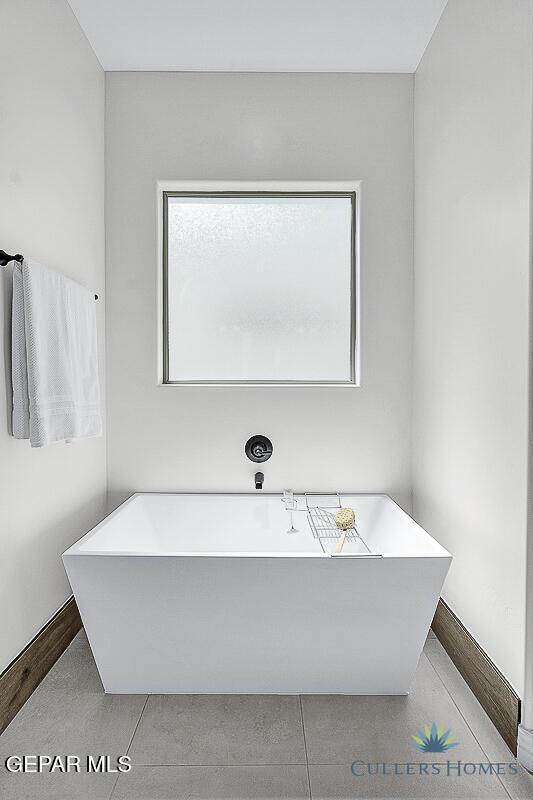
[335,507,355,530]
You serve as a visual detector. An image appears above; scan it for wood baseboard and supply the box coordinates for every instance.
[432,598,521,755]
[0,596,81,736]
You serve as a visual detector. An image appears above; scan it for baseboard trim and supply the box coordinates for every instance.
[0,596,81,736]
[432,598,520,755]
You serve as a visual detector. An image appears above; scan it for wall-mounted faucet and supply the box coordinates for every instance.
[245,435,273,463]
[245,435,272,491]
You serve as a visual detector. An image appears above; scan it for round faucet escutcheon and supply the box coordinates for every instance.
[245,435,273,463]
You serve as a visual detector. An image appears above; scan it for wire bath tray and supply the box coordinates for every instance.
[305,494,374,555]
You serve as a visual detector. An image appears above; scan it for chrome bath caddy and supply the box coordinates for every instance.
[305,493,376,556]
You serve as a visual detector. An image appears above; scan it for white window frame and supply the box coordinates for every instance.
[156,180,361,387]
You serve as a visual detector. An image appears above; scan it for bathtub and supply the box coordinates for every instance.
[63,493,451,694]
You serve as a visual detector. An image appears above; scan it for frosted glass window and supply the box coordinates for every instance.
[163,192,356,384]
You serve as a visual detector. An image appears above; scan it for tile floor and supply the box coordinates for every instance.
[1,628,532,799]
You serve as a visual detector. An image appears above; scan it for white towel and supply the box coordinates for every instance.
[12,258,102,447]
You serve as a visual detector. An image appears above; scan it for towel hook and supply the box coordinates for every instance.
[0,250,23,267]
[0,249,98,300]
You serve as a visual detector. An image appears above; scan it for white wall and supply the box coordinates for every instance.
[0,0,106,671]
[413,0,533,694]
[105,73,414,509]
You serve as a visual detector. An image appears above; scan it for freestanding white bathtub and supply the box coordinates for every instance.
[63,493,451,695]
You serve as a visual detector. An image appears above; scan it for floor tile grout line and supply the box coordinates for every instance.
[423,648,500,757]
[303,760,507,766]
[123,763,310,767]
[424,647,514,800]
[127,761,308,769]
[125,695,149,757]
[109,695,149,799]
[424,645,513,762]
[108,771,121,800]
[114,760,499,767]
[299,695,312,800]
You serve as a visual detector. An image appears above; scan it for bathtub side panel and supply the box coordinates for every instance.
[62,554,450,694]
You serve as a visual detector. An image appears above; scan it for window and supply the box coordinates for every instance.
[161,184,358,385]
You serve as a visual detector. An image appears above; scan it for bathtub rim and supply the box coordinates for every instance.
[62,492,452,561]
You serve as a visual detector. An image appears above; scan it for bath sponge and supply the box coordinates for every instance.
[335,507,355,530]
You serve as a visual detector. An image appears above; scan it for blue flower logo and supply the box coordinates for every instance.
[411,723,459,753]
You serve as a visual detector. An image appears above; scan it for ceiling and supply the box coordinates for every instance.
[67,0,448,73]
